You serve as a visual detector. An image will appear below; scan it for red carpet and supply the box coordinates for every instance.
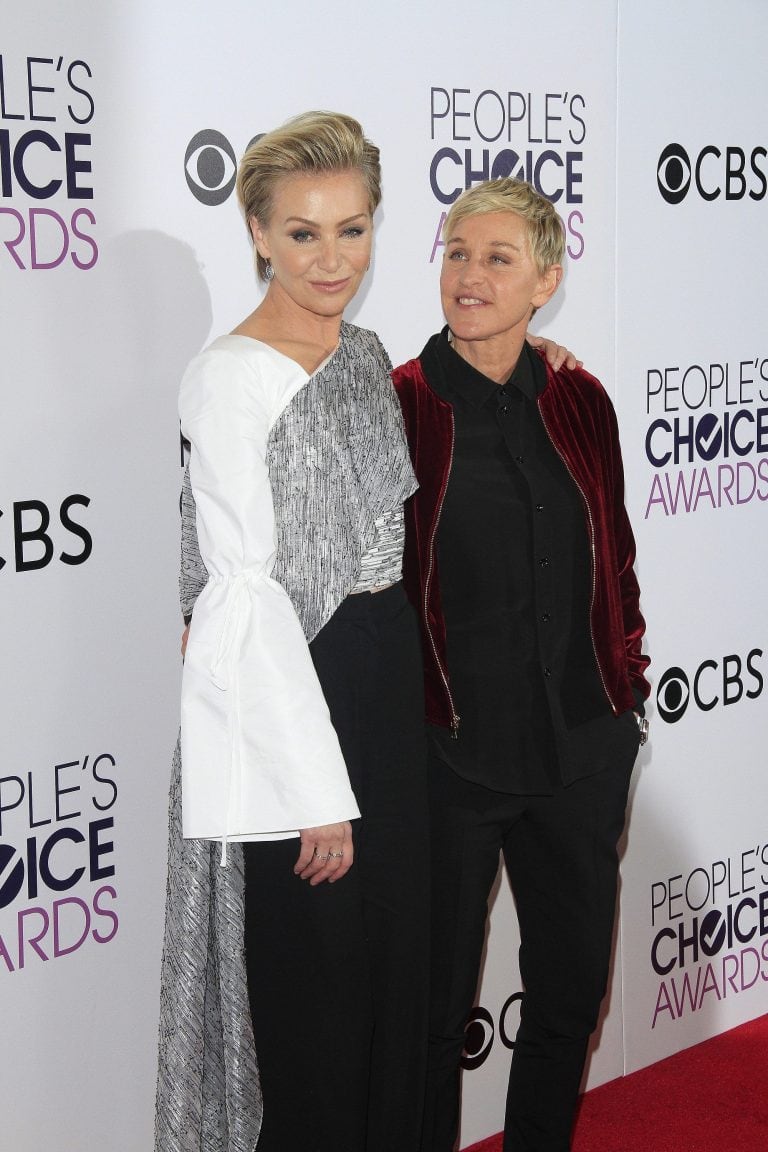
[463,1013,768,1151]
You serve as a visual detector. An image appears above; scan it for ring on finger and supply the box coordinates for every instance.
[327,850,344,859]
[313,851,330,863]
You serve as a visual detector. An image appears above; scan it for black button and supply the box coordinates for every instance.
[499,404,509,414]
[539,556,549,567]
[541,611,551,622]
[535,503,544,512]
[515,455,524,464]
[543,666,552,678]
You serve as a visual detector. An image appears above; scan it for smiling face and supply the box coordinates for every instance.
[250,169,372,321]
[440,210,561,352]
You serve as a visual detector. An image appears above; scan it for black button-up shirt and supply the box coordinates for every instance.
[428,330,636,793]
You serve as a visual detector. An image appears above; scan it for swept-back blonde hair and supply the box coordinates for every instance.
[236,110,381,281]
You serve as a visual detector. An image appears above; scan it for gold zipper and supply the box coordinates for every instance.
[422,416,461,736]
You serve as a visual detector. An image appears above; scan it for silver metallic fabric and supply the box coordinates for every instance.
[265,322,415,639]
[353,505,406,592]
[154,741,261,1152]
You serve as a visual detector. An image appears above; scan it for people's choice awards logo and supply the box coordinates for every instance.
[642,354,768,520]
[0,51,98,269]
[427,86,587,263]
[0,753,119,974]
[657,141,767,205]
[649,845,768,1030]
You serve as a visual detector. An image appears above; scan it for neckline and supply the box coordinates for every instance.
[223,331,341,378]
[437,329,538,407]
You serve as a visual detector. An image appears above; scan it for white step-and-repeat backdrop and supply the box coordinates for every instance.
[2,2,766,1149]
[616,0,768,1077]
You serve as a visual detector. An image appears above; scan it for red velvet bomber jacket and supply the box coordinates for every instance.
[392,337,651,732]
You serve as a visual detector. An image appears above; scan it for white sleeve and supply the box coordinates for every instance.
[178,346,360,842]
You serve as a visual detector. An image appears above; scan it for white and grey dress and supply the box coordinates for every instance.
[154,322,416,1152]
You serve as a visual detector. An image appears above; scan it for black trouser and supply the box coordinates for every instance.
[421,750,635,1152]
[243,583,430,1152]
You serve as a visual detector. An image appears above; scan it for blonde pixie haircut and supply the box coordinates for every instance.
[444,178,565,274]
[236,110,382,281]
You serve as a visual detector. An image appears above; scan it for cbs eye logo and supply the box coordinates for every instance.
[657,144,691,205]
[656,666,690,722]
[184,130,264,206]
[461,1007,495,1071]
[460,994,523,1070]
[656,649,763,723]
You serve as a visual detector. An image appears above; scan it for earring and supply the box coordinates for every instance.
[264,259,274,281]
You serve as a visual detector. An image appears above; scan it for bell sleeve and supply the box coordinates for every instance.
[178,344,360,844]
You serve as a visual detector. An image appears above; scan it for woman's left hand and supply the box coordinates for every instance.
[527,333,582,372]
[295,821,353,886]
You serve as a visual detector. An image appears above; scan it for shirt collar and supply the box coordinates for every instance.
[434,326,543,408]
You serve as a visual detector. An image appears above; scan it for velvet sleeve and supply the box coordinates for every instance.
[601,390,651,703]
